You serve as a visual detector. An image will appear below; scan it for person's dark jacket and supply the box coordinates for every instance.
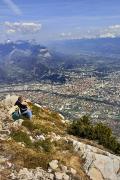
[15,100,27,113]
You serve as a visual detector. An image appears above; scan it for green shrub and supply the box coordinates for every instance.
[80,115,90,125]
[68,116,120,155]
[95,123,112,138]
[94,123,112,146]
[68,116,93,139]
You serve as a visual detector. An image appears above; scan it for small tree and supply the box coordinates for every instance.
[81,115,90,125]
[68,116,120,155]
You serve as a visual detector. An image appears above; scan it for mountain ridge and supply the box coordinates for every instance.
[1,38,120,84]
[0,95,120,180]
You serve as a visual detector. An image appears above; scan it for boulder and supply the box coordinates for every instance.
[70,167,77,175]
[12,119,24,127]
[55,172,69,180]
[60,165,68,173]
[3,95,18,108]
[9,105,18,115]
[17,168,34,180]
[49,160,58,170]
[10,167,55,180]
[54,172,63,179]
[62,173,69,180]
[88,167,103,180]
[70,138,120,180]
[93,154,119,180]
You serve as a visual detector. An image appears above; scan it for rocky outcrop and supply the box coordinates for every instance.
[0,95,120,180]
[10,167,54,180]
[2,94,18,109]
[10,165,77,180]
[69,138,120,180]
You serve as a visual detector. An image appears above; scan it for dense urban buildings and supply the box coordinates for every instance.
[0,68,120,139]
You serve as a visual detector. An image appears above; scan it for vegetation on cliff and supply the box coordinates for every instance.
[68,115,120,154]
[1,97,120,179]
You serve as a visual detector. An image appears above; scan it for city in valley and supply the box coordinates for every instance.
[0,67,120,139]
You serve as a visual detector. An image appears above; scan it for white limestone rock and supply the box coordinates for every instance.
[17,168,34,180]
[113,158,120,174]
[3,95,18,108]
[93,154,119,180]
[9,105,18,115]
[36,134,45,141]
[48,168,52,173]
[58,113,65,120]
[61,165,68,173]
[6,161,12,168]
[0,134,8,140]
[29,136,35,143]
[34,103,42,108]
[11,167,55,180]
[88,167,103,180]
[70,138,120,180]
[63,173,69,180]
[12,119,24,127]
[55,172,69,180]
[70,167,77,175]
[10,172,17,179]
[49,160,59,170]
[18,142,25,147]
[55,172,63,179]
[50,132,61,142]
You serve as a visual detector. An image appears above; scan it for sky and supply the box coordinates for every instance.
[0,0,120,42]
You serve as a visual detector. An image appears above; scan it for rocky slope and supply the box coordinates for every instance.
[0,95,120,180]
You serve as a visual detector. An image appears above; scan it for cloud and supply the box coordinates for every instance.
[3,0,22,15]
[59,24,120,40]
[98,25,120,38]
[109,25,120,29]
[4,22,42,34]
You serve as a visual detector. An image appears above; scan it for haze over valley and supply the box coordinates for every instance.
[0,38,120,139]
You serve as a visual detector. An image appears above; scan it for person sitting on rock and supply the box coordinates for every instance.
[14,96,32,120]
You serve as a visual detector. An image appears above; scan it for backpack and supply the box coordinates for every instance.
[12,110,21,121]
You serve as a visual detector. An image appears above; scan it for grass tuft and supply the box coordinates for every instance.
[10,131,32,147]
[33,138,53,152]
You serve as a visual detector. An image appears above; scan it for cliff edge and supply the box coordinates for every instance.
[0,95,120,180]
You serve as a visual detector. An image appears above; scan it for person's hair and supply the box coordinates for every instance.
[18,96,23,103]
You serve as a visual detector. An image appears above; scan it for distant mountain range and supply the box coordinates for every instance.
[0,38,120,84]
[0,40,66,84]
